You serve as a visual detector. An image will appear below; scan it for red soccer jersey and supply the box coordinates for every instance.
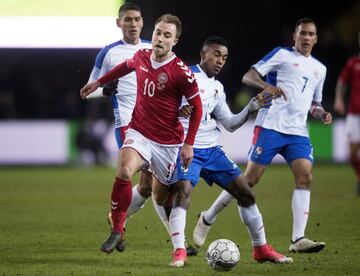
[126,49,199,145]
[338,55,360,114]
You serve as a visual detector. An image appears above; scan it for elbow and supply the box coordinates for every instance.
[242,73,249,85]
[242,69,253,86]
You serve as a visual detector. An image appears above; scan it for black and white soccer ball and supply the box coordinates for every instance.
[206,239,240,272]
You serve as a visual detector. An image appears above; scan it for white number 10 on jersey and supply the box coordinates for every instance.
[143,78,155,97]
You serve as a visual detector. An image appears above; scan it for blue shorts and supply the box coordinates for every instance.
[249,127,313,165]
[177,146,241,188]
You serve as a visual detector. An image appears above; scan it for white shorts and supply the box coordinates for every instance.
[346,114,360,143]
[122,128,180,185]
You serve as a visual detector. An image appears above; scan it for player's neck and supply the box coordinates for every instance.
[151,51,174,63]
[122,37,140,45]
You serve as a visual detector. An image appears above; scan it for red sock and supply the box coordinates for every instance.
[111,177,132,234]
[350,156,360,180]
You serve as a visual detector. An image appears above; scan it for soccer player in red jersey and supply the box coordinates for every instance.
[334,30,360,195]
[80,14,202,264]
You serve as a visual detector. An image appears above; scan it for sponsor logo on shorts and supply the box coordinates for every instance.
[124,139,134,145]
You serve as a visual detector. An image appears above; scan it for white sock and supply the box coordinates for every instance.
[151,196,171,235]
[127,184,147,218]
[204,190,233,224]
[292,189,310,242]
[169,207,186,250]
[238,204,266,246]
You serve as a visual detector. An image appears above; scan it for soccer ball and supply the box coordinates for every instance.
[206,239,240,272]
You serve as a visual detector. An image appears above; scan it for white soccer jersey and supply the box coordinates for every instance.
[253,47,326,137]
[180,65,234,148]
[88,39,151,128]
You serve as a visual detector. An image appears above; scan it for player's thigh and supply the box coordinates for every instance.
[225,175,255,207]
[243,161,266,187]
[346,114,360,144]
[117,129,151,178]
[283,135,313,165]
[152,178,170,205]
[200,146,240,188]
[151,144,179,185]
[138,170,153,197]
[176,148,207,187]
[248,127,282,166]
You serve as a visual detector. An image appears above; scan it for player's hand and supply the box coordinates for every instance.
[261,85,287,101]
[102,79,119,97]
[333,98,346,115]
[80,81,101,99]
[179,105,193,118]
[322,111,332,125]
[253,90,274,110]
[180,143,193,171]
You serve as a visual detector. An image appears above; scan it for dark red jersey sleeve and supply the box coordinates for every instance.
[184,94,202,145]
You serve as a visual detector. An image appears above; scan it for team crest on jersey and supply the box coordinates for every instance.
[214,89,219,99]
[157,72,168,91]
[255,146,263,155]
[158,72,168,84]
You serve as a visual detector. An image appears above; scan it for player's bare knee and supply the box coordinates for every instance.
[246,175,259,187]
[116,166,133,181]
[296,172,312,189]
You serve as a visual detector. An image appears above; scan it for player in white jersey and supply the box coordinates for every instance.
[86,3,197,255]
[85,3,152,253]
[80,14,203,266]
[193,18,333,254]
[171,36,293,266]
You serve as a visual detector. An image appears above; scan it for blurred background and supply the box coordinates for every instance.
[0,0,359,166]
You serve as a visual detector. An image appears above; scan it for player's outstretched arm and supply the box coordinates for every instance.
[80,81,101,99]
[219,88,273,132]
[243,68,287,100]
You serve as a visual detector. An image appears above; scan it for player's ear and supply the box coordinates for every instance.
[200,49,205,59]
[293,32,296,42]
[116,18,121,28]
[173,38,179,46]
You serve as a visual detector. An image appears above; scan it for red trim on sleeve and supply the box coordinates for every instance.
[184,94,202,145]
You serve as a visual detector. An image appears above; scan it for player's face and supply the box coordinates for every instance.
[200,44,228,78]
[151,21,178,62]
[293,23,317,57]
[116,10,143,44]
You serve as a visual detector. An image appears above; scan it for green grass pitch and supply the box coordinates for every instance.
[1,164,359,275]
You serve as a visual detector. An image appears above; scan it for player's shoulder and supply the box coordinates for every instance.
[260,46,290,62]
[94,40,125,65]
[174,57,192,74]
[140,38,152,48]
[310,55,327,72]
[135,48,152,58]
[101,40,126,53]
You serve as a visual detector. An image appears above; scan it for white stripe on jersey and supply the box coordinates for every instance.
[253,47,326,137]
[88,39,151,128]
